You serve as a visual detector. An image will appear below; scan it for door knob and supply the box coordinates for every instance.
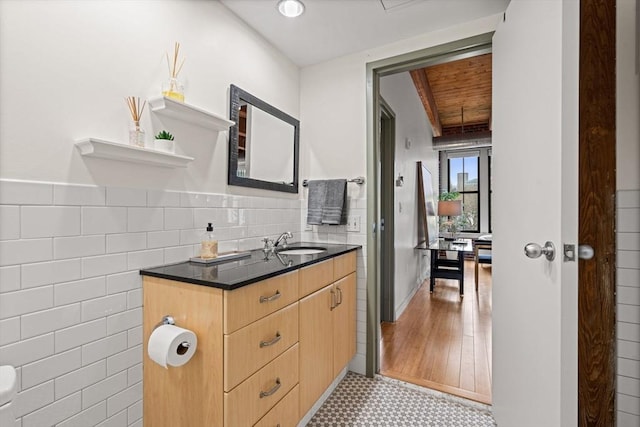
[578,244,594,260]
[524,241,556,261]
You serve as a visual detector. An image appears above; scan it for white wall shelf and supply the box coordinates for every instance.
[75,138,194,168]
[148,96,235,131]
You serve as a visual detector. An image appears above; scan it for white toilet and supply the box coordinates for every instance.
[0,365,18,426]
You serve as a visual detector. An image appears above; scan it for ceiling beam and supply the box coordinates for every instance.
[409,69,442,137]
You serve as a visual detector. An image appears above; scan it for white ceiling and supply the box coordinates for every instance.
[219,0,510,67]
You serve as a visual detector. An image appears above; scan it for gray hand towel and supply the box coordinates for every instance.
[306,180,325,225]
[321,179,347,225]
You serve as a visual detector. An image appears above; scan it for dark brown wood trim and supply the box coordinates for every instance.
[410,69,443,136]
[578,0,617,425]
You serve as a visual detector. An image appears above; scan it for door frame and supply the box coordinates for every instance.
[365,33,494,376]
[577,0,617,424]
[379,96,396,323]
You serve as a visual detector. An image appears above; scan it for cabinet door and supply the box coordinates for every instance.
[333,273,356,377]
[298,285,334,417]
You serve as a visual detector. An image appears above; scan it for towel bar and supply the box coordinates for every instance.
[302,176,365,187]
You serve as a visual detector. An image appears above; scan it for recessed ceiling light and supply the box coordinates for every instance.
[277,0,305,18]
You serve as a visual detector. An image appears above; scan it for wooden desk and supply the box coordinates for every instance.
[416,239,473,297]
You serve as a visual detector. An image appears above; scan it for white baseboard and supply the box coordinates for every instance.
[394,281,421,319]
[348,353,366,375]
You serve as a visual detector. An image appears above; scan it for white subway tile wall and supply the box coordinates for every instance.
[0,178,304,426]
[617,189,640,427]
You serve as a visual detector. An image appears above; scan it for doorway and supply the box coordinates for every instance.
[365,1,617,423]
[379,97,396,323]
[368,34,494,403]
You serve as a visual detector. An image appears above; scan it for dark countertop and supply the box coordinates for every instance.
[139,242,361,291]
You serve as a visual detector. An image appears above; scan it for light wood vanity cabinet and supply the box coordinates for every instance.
[142,249,357,427]
[299,252,357,416]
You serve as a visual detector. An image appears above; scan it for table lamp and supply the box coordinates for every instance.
[438,200,462,240]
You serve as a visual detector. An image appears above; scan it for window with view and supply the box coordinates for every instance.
[448,155,480,233]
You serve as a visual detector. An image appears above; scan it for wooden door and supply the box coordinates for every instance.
[298,285,333,416]
[491,1,579,425]
[333,273,357,377]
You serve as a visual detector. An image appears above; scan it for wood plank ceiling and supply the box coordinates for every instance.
[410,53,492,138]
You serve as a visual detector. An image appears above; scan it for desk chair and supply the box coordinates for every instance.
[474,236,492,290]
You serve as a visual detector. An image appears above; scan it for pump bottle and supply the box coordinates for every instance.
[200,223,218,259]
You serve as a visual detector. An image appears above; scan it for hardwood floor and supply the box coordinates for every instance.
[380,260,492,404]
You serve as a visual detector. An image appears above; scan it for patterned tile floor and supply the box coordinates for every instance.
[307,372,496,427]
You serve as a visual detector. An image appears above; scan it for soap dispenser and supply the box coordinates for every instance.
[200,223,218,259]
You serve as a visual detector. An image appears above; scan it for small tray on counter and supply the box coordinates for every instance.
[189,250,252,265]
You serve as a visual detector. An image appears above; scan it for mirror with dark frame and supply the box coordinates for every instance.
[228,84,300,193]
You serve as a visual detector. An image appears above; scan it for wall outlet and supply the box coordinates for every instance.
[346,215,361,232]
[304,223,313,231]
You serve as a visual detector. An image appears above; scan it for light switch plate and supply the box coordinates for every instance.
[346,215,361,232]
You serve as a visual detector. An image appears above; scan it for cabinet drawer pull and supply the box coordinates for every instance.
[259,290,282,303]
[337,287,343,305]
[330,289,336,310]
[259,378,281,398]
[259,332,282,348]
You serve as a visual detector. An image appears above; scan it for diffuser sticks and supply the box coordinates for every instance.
[126,96,147,147]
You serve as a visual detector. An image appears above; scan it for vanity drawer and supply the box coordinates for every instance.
[253,384,299,427]
[224,344,299,427]
[299,258,334,298]
[224,302,299,391]
[224,270,299,334]
[333,251,357,281]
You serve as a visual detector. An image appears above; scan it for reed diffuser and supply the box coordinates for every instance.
[162,42,185,102]
[126,96,147,148]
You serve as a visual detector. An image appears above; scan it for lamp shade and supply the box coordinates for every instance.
[438,200,462,216]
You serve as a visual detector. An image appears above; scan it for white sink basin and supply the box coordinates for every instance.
[277,247,326,255]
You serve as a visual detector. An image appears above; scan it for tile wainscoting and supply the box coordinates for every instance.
[0,179,306,427]
[617,189,640,427]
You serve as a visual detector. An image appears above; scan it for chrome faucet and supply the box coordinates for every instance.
[262,237,275,254]
[273,231,293,248]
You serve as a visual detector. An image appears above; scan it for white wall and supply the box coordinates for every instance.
[616,1,640,426]
[380,72,437,318]
[0,1,304,426]
[0,0,299,196]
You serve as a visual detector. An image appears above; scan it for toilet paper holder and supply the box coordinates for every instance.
[153,315,191,352]
[155,315,176,329]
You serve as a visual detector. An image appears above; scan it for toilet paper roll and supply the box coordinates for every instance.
[147,324,197,368]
